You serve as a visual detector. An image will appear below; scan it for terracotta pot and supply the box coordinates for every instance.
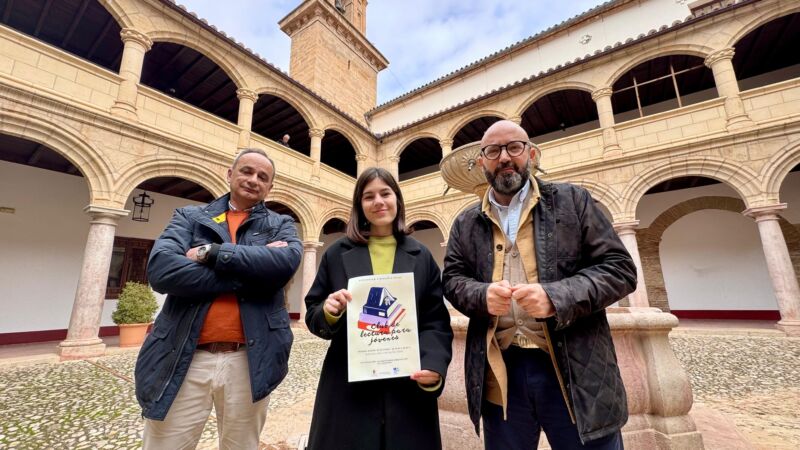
[118,323,151,348]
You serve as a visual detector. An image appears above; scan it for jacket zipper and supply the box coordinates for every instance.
[155,304,200,403]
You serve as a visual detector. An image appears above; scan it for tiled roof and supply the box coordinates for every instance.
[374,0,754,138]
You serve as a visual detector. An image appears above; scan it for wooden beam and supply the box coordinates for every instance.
[61,0,91,47]
[26,144,45,165]
[182,66,222,100]
[86,16,115,60]
[2,0,14,23]
[34,0,53,35]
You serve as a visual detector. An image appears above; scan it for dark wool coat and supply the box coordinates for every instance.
[304,236,453,450]
[442,179,637,443]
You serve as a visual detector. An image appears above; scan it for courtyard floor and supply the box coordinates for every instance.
[0,323,797,449]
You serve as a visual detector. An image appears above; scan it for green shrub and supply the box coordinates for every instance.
[112,282,159,325]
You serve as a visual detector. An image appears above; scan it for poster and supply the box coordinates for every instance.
[346,272,420,382]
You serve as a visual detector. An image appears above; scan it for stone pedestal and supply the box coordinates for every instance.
[440,308,704,449]
[59,206,129,360]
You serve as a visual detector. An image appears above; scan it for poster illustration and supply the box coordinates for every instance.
[346,273,420,382]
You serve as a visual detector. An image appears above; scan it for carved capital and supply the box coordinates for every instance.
[704,47,735,68]
[309,128,326,139]
[119,28,152,51]
[612,220,640,235]
[591,87,613,101]
[439,139,454,148]
[236,88,258,102]
[355,154,369,162]
[387,155,400,163]
[743,203,787,221]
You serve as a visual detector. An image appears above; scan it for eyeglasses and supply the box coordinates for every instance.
[480,141,530,160]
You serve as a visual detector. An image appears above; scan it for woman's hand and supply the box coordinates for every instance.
[323,289,352,316]
[410,370,441,386]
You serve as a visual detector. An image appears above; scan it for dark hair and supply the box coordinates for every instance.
[233,148,277,179]
[346,167,410,244]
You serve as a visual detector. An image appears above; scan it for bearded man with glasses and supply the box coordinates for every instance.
[443,120,637,449]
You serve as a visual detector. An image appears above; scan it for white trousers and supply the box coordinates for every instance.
[142,349,269,450]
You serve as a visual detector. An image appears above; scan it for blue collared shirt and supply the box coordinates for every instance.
[488,180,532,245]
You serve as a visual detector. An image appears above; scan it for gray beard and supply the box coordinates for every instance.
[484,159,531,196]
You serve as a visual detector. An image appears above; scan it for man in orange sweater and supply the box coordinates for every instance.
[136,148,302,449]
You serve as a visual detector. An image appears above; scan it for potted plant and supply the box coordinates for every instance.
[112,281,159,347]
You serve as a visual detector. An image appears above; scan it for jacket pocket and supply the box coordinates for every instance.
[134,319,174,404]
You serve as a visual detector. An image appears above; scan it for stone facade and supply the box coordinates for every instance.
[1,0,800,350]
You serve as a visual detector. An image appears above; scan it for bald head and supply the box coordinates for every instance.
[480,120,529,147]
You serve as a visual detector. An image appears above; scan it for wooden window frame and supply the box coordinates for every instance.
[105,236,154,299]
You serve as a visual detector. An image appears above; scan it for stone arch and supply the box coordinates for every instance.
[569,179,623,218]
[406,210,449,238]
[95,0,135,28]
[445,197,482,230]
[725,4,800,49]
[620,156,761,220]
[114,159,227,205]
[146,30,246,88]
[257,86,320,131]
[321,124,367,158]
[637,196,799,313]
[268,186,316,240]
[446,110,507,141]
[761,136,800,204]
[392,131,444,159]
[314,208,351,241]
[605,43,716,88]
[512,81,597,118]
[0,109,114,205]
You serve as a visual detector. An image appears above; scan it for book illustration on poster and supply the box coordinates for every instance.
[358,287,406,334]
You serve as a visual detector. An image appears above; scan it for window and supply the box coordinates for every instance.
[106,237,154,299]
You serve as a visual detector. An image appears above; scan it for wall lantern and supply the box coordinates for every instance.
[132,191,155,222]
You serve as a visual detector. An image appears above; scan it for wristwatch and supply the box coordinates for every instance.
[196,244,213,263]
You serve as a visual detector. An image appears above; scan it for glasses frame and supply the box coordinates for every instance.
[480,140,531,160]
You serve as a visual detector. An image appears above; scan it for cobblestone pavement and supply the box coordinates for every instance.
[0,329,796,449]
[670,334,800,450]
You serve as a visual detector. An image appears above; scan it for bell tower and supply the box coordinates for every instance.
[280,0,388,122]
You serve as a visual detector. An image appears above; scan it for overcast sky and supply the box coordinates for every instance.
[178,0,608,104]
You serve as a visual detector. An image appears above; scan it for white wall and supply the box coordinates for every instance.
[0,160,211,333]
[635,172,800,311]
[370,0,691,133]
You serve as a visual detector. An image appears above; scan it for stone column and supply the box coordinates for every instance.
[508,115,522,125]
[309,128,324,181]
[236,89,258,149]
[439,138,454,158]
[301,241,324,321]
[387,155,400,180]
[613,221,650,308]
[355,154,368,176]
[110,29,153,120]
[591,87,622,156]
[705,48,753,130]
[59,206,129,360]
[744,204,800,336]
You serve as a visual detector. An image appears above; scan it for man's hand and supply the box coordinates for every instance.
[267,240,288,248]
[410,369,441,386]
[186,246,201,261]
[511,283,555,318]
[323,288,352,316]
[486,280,513,316]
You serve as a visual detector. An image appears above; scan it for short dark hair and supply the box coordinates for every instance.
[346,167,410,244]
[232,148,277,179]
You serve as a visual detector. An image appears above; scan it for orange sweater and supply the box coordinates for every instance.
[198,210,248,344]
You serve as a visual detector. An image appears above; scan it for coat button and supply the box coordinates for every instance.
[248,339,255,346]
[496,244,503,251]
[223,254,230,261]
[557,342,563,347]
[547,232,553,238]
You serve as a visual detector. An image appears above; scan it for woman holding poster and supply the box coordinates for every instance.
[304,167,453,450]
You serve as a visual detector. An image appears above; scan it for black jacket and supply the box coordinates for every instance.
[134,194,302,420]
[304,236,453,450]
[442,179,637,442]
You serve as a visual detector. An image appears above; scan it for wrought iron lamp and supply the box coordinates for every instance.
[132,191,154,222]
